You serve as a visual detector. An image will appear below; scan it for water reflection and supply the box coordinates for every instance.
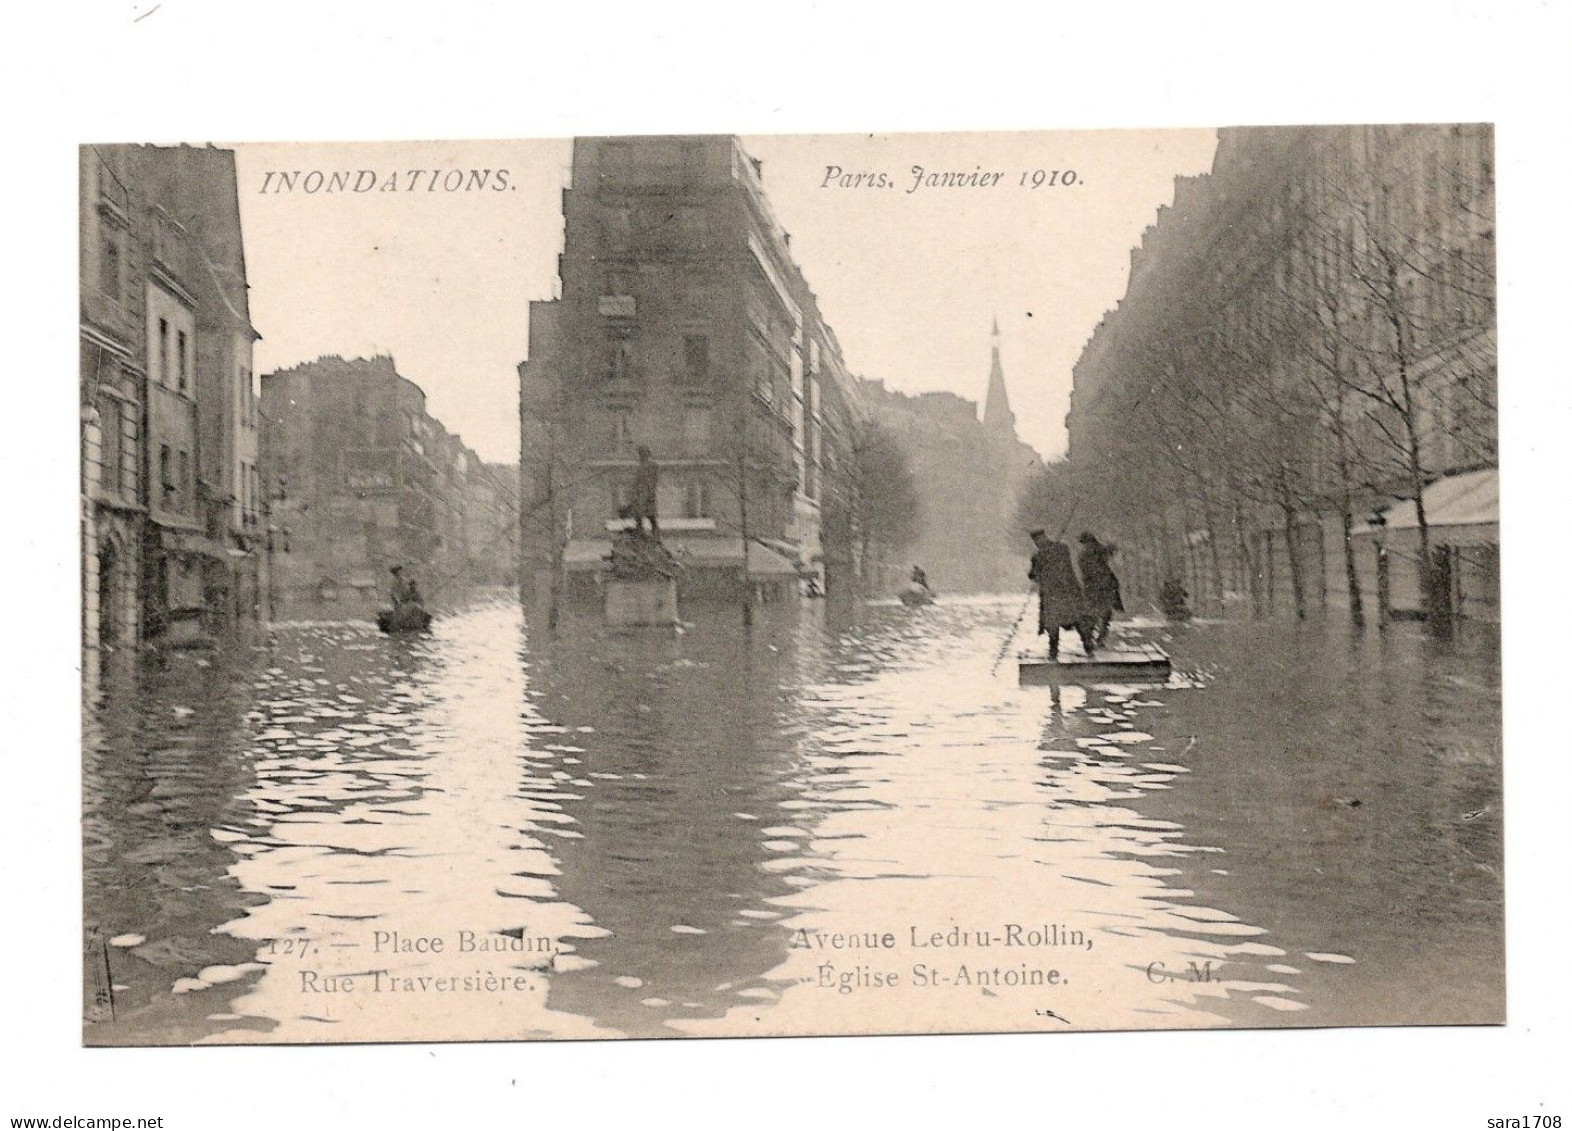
[83,595,1502,1043]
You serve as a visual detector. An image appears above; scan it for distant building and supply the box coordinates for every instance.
[80,144,263,672]
[260,355,505,617]
[519,136,864,608]
[466,462,520,586]
[860,323,1043,594]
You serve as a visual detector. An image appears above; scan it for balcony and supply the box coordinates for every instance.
[605,516,716,534]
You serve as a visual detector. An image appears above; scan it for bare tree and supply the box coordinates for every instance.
[1303,127,1496,633]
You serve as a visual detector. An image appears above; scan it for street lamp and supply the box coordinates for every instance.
[1369,509,1390,628]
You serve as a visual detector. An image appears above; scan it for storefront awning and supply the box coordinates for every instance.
[564,535,801,577]
[1355,468,1498,543]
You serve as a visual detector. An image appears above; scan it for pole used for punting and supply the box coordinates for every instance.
[989,590,1035,676]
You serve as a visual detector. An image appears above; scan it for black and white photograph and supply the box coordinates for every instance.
[9,2,1570,1127]
[78,124,1502,1044]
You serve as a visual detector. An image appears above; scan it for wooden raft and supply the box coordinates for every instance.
[1017,642,1171,685]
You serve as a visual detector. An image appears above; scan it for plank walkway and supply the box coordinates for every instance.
[1017,642,1171,684]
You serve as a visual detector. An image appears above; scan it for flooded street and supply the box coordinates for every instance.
[83,595,1502,1043]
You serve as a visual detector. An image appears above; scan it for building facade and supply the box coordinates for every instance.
[465,463,520,586]
[260,355,509,618]
[1065,124,1496,623]
[519,136,863,608]
[80,144,263,677]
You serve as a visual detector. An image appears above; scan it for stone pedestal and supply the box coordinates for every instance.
[605,576,680,627]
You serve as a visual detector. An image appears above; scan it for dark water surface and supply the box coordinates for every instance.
[83,596,1502,1043]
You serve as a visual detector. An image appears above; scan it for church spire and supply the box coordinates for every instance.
[983,316,1016,439]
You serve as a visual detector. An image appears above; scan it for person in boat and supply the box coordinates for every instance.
[1077,532,1124,647]
[389,564,423,611]
[631,445,660,541]
[1028,529,1095,660]
[910,565,931,591]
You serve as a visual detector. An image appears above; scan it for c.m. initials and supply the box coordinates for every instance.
[1145,960,1217,983]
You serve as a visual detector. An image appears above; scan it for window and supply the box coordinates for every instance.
[98,397,122,495]
[178,450,190,502]
[151,212,172,263]
[176,330,189,393]
[98,233,120,299]
[158,319,170,387]
[684,480,711,519]
[605,269,635,297]
[682,334,710,383]
[682,408,711,453]
[159,444,173,498]
[607,410,632,448]
[238,366,253,428]
[603,332,636,382]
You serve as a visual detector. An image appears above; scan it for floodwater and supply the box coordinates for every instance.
[82,595,1502,1044]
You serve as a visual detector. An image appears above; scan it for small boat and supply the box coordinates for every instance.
[377,604,433,634]
[898,583,937,607]
[1018,642,1170,684]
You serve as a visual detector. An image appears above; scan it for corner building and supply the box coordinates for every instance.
[261,355,500,619]
[520,136,863,606]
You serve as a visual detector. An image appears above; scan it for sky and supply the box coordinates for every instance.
[233,130,1218,464]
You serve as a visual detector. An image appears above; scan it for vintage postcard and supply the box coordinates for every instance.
[79,125,1500,1045]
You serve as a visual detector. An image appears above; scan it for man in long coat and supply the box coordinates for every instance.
[1028,529,1095,659]
[1077,532,1124,647]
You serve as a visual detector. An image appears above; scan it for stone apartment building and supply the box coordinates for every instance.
[260,355,506,618]
[80,144,263,674]
[519,135,864,608]
[1066,124,1496,622]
